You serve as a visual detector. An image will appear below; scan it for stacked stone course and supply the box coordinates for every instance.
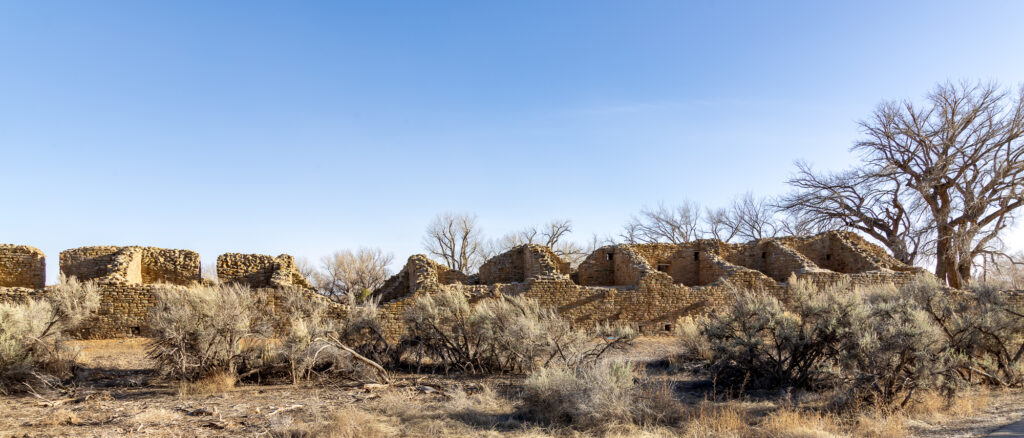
[368,231,928,341]
[217,253,312,289]
[0,230,1014,341]
[0,244,45,289]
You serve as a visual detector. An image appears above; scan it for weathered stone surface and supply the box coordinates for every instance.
[0,244,45,289]
[60,246,200,285]
[370,231,928,341]
[217,253,313,289]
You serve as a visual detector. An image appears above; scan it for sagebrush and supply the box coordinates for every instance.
[0,276,100,391]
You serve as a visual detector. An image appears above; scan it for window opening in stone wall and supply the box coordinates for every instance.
[664,324,673,332]
[606,253,614,261]
[657,263,669,272]
[826,254,831,260]
[762,251,767,259]
[693,251,699,261]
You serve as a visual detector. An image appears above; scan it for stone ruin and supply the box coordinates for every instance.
[216,253,312,289]
[370,231,925,338]
[0,244,46,290]
[0,245,322,339]
[0,231,932,339]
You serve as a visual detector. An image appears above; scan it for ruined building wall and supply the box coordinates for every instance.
[371,231,933,341]
[0,244,46,289]
[478,245,567,285]
[217,253,312,289]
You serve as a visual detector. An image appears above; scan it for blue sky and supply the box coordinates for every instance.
[1,1,1022,283]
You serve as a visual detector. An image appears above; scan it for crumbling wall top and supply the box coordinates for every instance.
[478,244,569,284]
[60,246,200,285]
[217,253,312,289]
[0,244,46,289]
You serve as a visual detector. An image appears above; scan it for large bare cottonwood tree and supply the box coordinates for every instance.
[778,162,932,265]
[853,81,1024,287]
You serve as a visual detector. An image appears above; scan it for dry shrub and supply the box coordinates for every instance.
[0,275,100,392]
[177,371,236,395]
[701,278,861,389]
[680,402,750,437]
[404,290,634,374]
[909,276,1024,386]
[850,411,907,438]
[756,408,844,438]
[147,283,257,382]
[695,277,960,409]
[521,360,682,430]
[336,294,392,366]
[840,286,958,408]
[271,404,396,438]
[258,291,386,384]
[675,315,712,362]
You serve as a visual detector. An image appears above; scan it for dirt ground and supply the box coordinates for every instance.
[1,337,1023,437]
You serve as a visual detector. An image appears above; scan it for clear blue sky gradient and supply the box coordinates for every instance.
[2,1,1022,283]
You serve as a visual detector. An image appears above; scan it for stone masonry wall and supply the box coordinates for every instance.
[371,231,935,341]
[0,244,46,289]
[217,253,312,289]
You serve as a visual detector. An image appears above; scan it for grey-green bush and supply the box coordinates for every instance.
[521,360,683,429]
[695,277,962,408]
[0,276,100,391]
[701,278,862,389]
[403,289,634,374]
[147,283,258,381]
[909,276,1024,387]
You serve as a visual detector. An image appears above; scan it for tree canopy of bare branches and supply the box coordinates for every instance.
[485,219,591,267]
[778,161,932,265]
[621,202,702,244]
[310,248,394,302]
[621,194,819,245]
[853,81,1024,287]
[423,212,484,273]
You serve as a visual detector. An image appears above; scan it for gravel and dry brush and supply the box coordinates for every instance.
[2,274,1024,436]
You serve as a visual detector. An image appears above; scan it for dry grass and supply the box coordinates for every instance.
[1,337,1018,437]
[178,371,236,396]
[271,405,397,438]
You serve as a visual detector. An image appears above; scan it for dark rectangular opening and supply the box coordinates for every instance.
[693,251,699,261]
[606,253,614,261]
[664,324,673,332]
[761,251,767,259]
[826,254,832,261]
[657,263,669,272]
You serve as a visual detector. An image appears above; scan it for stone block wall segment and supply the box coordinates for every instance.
[0,244,46,289]
[60,246,123,282]
[217,253,311,289]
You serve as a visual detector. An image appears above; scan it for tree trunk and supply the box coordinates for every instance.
[935,224,964,288]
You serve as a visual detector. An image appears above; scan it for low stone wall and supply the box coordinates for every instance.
[217,253,312,289]
[0,244,45,289]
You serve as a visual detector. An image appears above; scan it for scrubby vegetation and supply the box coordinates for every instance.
[402,289,634,374]
[0,276,99,392]
[678,275,1023,412]
[147,285,389,388]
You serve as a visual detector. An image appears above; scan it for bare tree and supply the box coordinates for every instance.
[778,161,932,265]
[485,219,587,266]
[703,207,739,242]
[201,261,219,283]
[977,250,1024,289]
[726,192,781,241]
[295,257,319,285]
[854,81,1024,287]
[314,248,394,302]
[621,201,702,244]
[423,212,483,273]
